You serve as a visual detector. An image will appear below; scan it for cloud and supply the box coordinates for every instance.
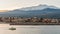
[0,0,60,10]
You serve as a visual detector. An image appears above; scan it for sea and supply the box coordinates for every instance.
[0,24,60,34]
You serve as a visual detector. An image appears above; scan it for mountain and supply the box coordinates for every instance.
[0,4,60,18]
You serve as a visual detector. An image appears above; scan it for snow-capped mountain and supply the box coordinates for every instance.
[19,4,60,11]
[0,4,60,18]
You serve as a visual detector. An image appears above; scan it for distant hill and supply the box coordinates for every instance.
[0,4,60,18]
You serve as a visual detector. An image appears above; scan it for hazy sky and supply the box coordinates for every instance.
[0,0,60,10]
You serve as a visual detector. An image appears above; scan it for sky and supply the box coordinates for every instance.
[0,0,60,10]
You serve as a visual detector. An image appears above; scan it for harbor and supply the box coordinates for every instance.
[0,17,60,25]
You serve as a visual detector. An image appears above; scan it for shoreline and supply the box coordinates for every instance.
[0,23,60,28]
[0,22,60,26]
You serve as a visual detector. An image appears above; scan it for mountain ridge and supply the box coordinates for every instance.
[0,4,60,18]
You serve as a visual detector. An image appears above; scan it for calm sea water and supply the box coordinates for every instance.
[0,24,60,34]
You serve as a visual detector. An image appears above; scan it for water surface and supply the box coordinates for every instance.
[0,24,60,34]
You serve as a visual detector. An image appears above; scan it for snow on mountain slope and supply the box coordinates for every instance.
[19,4,60,11]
